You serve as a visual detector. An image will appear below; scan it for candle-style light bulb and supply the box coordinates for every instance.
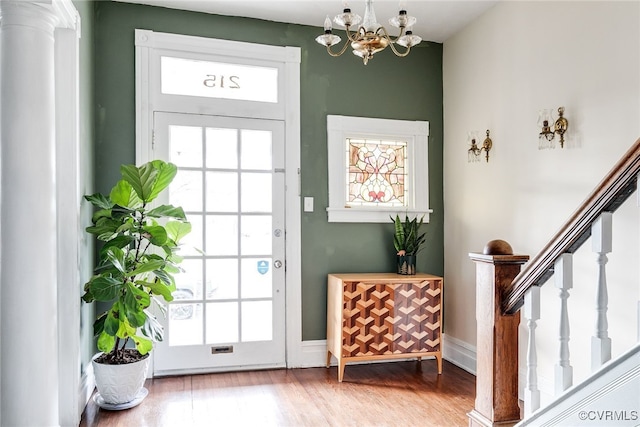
[399,0,407,12]
[324,15,333,32]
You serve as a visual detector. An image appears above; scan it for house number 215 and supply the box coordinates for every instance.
[203,75,240,89]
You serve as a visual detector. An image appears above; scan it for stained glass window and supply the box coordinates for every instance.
[326,115,429,223]
[346,138,408,207]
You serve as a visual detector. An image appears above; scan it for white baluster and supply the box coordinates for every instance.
[591,212,612,371]
[554,254,573,394]
[524,286,540,415]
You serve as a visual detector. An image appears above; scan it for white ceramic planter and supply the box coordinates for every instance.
[92,353,150,405]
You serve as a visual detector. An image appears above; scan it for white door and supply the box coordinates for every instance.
[152,112,286,375]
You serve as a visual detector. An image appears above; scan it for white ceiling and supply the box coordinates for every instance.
[114,0,499,43]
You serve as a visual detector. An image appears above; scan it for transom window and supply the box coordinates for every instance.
[160,56,278,103]
[327,115,431,223]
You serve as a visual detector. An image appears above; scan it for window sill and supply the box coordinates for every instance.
[326,208,433,223]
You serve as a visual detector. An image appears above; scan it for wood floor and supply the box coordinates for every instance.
[80,359,475,427]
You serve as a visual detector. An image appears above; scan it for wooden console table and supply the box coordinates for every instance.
[326,273,443,382]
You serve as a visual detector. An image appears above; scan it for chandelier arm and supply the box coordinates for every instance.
[388,42,411,57]
[344,25,365,43]
[326,39,353,57]
[377,25,406,44]
[376,26,411,57]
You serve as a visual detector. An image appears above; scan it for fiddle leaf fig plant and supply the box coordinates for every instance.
[82,160,191,364]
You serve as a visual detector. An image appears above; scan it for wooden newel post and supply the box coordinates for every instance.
[468,240,529,427]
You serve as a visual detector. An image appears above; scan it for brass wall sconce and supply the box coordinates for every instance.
[468,130,493,163]
[538,106,569,149]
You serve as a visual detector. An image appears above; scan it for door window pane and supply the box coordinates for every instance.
[206,302,239,344]
[174,259,203,299]
[177,214,203,256]
[241,301,272,342]
[206,128,238,169]
[241,130,272,170]
[170,170,203,212]
[169,125,203,167]
[241,173,271,213]
[240,215,271,256]
[241,258,272,299]
[206,215,238,255]
[206,258,238,300]
[169,303,202,346]
[206,172,238,212]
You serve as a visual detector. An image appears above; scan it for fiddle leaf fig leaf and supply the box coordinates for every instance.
[86,217,119,239]
[153,269,174,288]
[104,307,120,336]
[91,209,112,223]
[110,180,142,209]
[124,283,151,312]
[124,305,147,328]
[89,276,122,301]
[85,193,112,210]
[116,315,137,339]
[105,247,126,274]
[132,335,153,355]
[100,235,134,258]
[141,311,164,342]
[93,312,107,336]
[143,225,168,246]
[126,259,164,277]
[121,163,158,203]
[147,161,177,203]
[137,280,174,301]
[165,221,191,243]
[147,205,186,220]
[97,331,116,353]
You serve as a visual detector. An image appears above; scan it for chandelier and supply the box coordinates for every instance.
[315,0,422,65]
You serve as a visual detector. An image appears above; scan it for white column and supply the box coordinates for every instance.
[591,212,612,371]
[524,286,540,416]
[637,173,640,342]
[0,2,60,426]
[554,253,573,394]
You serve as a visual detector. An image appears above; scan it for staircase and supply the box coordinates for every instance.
[468,138,640,426]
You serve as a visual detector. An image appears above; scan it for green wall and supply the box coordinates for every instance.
[94,1,444,341]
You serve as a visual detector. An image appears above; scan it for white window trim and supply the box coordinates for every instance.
[326,115,432,223]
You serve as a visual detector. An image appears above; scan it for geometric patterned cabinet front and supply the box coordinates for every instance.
[326,273,443,382]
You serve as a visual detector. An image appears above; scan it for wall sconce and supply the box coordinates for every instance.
[468,130,493,163]
[538,106,569,149]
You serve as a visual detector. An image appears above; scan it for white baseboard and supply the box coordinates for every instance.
[299,334,478,376]
[299,340,329,367]
[442,334,477,375]
[79,361,95,416]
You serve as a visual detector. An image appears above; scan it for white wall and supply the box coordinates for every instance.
[443,0,640,400]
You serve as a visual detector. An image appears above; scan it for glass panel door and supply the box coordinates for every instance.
[152,112,285,374]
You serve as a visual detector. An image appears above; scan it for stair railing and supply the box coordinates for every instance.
[468,138,640,426]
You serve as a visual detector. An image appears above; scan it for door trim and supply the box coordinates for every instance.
[135,30,303,371]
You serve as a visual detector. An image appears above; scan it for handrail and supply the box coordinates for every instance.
[504,137,640,314]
